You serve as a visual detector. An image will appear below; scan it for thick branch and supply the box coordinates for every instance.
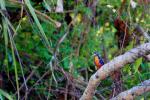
[110,79,150,100]
[80,42,150,100]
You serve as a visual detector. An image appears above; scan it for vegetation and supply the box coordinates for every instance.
[0,0,150,99]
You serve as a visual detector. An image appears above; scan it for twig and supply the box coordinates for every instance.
[22,70,50,99]
[34,10,61,28]
[17,61,42,94]
[65,81,69,100]
[80,42,150,100]
[48,56,58,86]
[120,21,128,53]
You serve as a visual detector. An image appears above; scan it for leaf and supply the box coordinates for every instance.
[24,0,52,51]
[63,57,69,70]
[134,57,142,73]
[0,89,13,100]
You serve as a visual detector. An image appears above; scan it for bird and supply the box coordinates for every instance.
[94,52,122,97]
[93,52,104,70]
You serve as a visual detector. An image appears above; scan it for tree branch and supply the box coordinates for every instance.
[135,25,150,42]
[146,54,150,61]
[80,42,150,100]
[110,79,150,100]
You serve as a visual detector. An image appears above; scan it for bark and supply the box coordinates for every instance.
[110,79,150,100]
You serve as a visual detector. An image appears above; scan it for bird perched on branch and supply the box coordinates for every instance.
[94,52,122,97]
[93,52,104,70]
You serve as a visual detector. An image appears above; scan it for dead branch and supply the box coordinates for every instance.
[80,42,150,100]
[134,25,150,41]
[110,79,150,100]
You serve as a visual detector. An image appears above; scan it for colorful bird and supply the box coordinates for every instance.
[93,52,104,70]
[94,52,122,97]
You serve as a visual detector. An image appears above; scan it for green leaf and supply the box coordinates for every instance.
[0,89,13,100]
[24,0,52,51]
[133,57,142,73]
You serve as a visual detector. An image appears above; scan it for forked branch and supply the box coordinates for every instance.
[80,42,150,100]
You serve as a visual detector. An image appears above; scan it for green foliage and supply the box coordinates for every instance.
[133,57,142,73]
